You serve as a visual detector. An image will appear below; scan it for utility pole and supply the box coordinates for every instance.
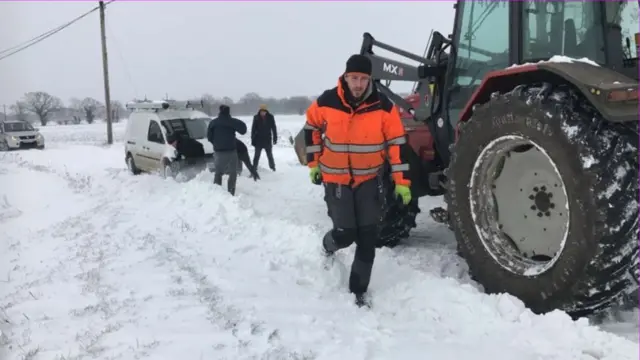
[2,104,6,122]
[99,1,113,145]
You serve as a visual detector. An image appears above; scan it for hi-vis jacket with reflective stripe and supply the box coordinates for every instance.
[304,78,410,188]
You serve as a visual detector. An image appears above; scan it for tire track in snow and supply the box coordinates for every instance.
[113,208,318,359]
[3,146,638,359]
[1,154,315,359]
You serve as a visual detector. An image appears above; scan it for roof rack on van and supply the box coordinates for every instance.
[125,99,206,112]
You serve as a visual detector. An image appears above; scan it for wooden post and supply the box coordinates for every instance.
[99,1,113,145]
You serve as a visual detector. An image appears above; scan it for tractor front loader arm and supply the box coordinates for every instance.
[359,32,447,123]
[359,32,454,170]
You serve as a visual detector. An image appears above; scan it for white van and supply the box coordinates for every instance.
[124,100,218,178]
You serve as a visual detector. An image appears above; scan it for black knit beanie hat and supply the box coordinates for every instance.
[219,104,230,115]
[345,54,372,75]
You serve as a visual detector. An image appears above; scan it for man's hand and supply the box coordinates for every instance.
[394,184,411,205]
[273,137,277,145]
[309,166,322,185]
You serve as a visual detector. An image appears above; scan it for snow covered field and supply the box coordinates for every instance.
[1,115,637,360]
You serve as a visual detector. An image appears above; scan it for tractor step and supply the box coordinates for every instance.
[429,207,450,226]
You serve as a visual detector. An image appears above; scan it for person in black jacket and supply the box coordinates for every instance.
[235,139,260,181]
[207,105,247,195]
[251,104,277,172]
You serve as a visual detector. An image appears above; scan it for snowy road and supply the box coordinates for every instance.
[1,116,638,360]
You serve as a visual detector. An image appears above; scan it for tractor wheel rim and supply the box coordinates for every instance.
[468,135,570,277]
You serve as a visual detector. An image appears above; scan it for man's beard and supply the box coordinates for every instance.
[351,82,371,105]
[352,88,365,98]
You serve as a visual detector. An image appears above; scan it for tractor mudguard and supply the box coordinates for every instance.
[458,62,638,129]
[537,61,638,123]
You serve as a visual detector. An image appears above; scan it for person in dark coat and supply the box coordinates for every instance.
[207,105,247,195]
[235,139,260,181]
[172,132,205,161]
[251,104,277,172]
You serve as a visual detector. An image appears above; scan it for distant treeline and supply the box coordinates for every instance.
[3,90,410,126]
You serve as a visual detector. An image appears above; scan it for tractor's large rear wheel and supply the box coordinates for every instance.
[446,84,639,317]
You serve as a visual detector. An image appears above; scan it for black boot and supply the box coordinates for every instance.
[349,258,373,294]
[322,231,338,256]
[349,226,377,307]
[322,229,357,256]
[349,261,373,308]
[354,292,371,308]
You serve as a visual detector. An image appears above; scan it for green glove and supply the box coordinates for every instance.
[309,166,322,185]
[394,184,412,205]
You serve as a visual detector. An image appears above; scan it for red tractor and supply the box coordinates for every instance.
[294,0,639,317]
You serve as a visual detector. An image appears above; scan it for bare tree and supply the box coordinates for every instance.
[9,101,29,122]
[69,97,104,124]
[23,91,62,126]
[110,100,125,123]
[200,93,217,115]
[68,98,83,124]
[81,98,103,124]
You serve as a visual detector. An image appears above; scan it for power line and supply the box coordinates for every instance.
[106,18,139,99]
[0,26,63,56]
[0,1,115,62]
[0,1,115,57]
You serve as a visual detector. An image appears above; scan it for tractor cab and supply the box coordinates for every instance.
[441,0,639,129]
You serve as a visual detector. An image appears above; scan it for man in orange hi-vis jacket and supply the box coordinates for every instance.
[303,54,411,307]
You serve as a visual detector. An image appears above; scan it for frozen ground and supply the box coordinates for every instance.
[0,115,637,360]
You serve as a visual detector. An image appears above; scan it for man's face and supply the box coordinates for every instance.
[344,73,370,99]
[259,110,266,116]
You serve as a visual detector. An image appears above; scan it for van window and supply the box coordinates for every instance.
[147,121,165,144]
[161,118,208,139]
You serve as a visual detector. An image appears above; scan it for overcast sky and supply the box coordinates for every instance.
[0,1,455,106]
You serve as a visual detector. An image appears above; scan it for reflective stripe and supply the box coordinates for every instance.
[322,136,406,154]
[303,123,320,131]
[318,164,348,174]
[306,145,322,153]
[387,136,407,146]
[390,163,409,172]
[353,167,382,175]
[323,138,385,153]
[319,163,381,176]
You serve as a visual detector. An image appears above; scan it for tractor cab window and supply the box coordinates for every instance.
[454,2,510,87]
[449,1,510,122]
[522,0,606,64]
[605,1,639,59]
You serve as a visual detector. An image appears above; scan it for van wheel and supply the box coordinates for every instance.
[126,154,141,175]
[162,159,176,179]
[0,141,8,151]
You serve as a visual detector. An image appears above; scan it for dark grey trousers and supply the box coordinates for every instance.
[213,150,238,195]
[322,177,385,294]
[253,146,275,170]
